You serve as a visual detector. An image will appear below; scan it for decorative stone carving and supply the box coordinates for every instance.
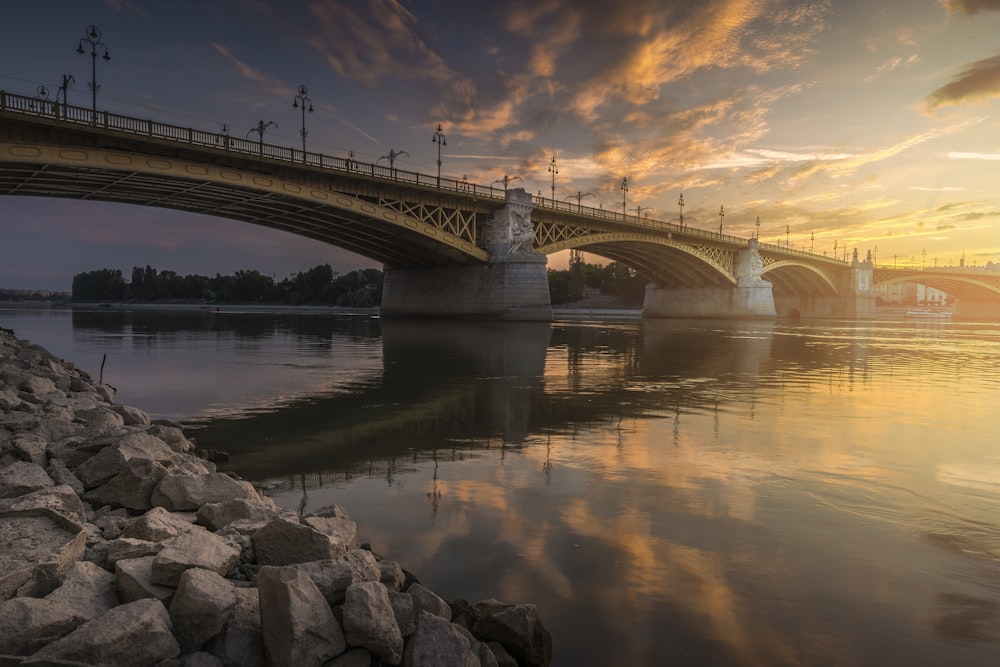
[734,238,770,287]
[484,188,539,259]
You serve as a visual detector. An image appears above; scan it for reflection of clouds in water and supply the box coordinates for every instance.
[929,593,999,643]
[937,463,1000,493]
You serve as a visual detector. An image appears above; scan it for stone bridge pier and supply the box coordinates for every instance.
[642,239,777,319]
[380,189,552,321]
[775,249,876,320]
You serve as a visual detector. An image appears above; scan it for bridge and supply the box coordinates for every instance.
[2,90,998,321]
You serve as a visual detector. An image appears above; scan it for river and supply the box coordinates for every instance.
[3,303,999,667]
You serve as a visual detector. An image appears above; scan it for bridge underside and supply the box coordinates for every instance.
[0,160,483,269]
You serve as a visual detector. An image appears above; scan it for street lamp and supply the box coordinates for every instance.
[811,232,815,253]
[492,174,521,193]
[755,216,761,239]
[677,193,685,228]
[565,191,594,212]
[786,224,790,249]
[56,74,75,107]
[620,177,628,216]
[292,84,313,162]
[377,149,409,171]
[548,154,558,203]
[248,119,278,157]
[432,123,446,187]
[76,24,110,121]
[718,205,725,234]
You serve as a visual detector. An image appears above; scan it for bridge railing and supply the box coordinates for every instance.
[0,89,846,262]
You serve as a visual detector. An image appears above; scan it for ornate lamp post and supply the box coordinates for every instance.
[248,119,278,157]
[548,154,558,203]
[378,149,409,171]
[620,177,628,216]
[492,174,521,193]
[56,74,75,107]
[292,84,313,162]
[565,191,594,212]
[786,224,790,249]
[677,193,685,228]
[718,205,725,234]
[755,216,761,240]
[432,123,446,187]
[76,25,110,121]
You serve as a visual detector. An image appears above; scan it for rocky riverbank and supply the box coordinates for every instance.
[0,326,551,666]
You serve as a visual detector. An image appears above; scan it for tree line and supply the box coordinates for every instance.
[71,258,648,306]
[71,265,383,307]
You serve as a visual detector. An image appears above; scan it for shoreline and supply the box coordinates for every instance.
[0,326,551,665]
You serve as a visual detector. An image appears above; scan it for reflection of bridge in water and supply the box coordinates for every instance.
[3,91,998,321]
[175,318,901,495]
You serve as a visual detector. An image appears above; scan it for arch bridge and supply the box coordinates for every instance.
[1,91,995,320]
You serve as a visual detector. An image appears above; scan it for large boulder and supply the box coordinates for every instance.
[169,567,238,654]
[0,484,86,524]
[252,518,348,566]
[45,560,120,621]
[207,586,267,667]
[0,597,88,656]
[469,600,552,667]
[116,556,175,605]
[196,498,280,532]
[74,431,177,489]
[0,461,54,498]
[152,473,261,511]
[256,565,347,666]
[121,505,198,542]
[84,457,170,510]
[23,597,180,665]
[0,508,85,600]
[342,581,404,664]
[402,611,479,667]
[151,529,241,587]
[408,582,452,621]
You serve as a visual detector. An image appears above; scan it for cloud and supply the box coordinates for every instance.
[939,0,1000,13]
[864,54,920,83]
[924,54,1000,111]
[948,151,1000,160]
[211,42,290,95]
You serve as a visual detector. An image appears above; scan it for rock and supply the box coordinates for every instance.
[207,586,266,667]
[19,375,57,395]
[196,498,279,532]
[106,537,163,567]
[23,597,180,665]
[0,597,89,655]
[288,559,356,606]
[44,560,120,621]
[116,556,175,605]
[408,582,452,621]
[343,548,381,583]
[122,505,199,542]
[74,406,126,431]
[152,473,262,511]
[0,460,54,498]
[470,600,552,667]
[402,611,479,667]
[84,457,170,510]
[380,558,407,592]
[487,641,519,667]
[331,648,377,666]
[10,432,47,466]
[252,518,347,566]
[151,529,241,587]
[46,457,85,494]
[301,515,358,550]
[0,508,85,601]
[0,484,87,524]
[256,565,347,666]
[390,590,417,637]
[74,431,177,489]
[147,423,193,453]
[112,403,151,426]
[342,581,404,664]
[169,568,237,654]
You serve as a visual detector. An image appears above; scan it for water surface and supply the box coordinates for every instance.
[4,303,999,667]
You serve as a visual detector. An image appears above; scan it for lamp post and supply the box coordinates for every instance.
[56,74,75,107]
[565,191,594,212]
[378,149,409,171]
[786,224,790,249]
[492,174,521,193]
[76,25,110,121]
[548,154,558,203]
[292,84,313,162]
[620,177,628,216]
[718,205,725,234]
[432,123,446,187]
[755,216,760,240]
[248,119,278,157]
[677,193,685,228]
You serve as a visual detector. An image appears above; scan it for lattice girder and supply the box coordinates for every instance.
[379,197,479,244]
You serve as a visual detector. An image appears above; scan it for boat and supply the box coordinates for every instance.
[905,309,951,319]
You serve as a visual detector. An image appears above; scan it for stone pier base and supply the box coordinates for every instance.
[380,254,552,321]
[642,283,776,319]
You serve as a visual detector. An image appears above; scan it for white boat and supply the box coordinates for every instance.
[905,309,952,319]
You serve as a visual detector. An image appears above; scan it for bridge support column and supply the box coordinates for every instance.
[777,249,875,319]
[642,239,776,319]
[380,188,552,321]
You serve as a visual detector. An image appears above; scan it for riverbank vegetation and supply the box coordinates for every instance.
[70,258,648,307]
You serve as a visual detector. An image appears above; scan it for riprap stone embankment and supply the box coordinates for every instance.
[0,325,551,666]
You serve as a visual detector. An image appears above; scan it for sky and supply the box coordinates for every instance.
[2,0,1000,291]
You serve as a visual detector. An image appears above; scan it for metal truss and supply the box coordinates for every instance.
[379,197,479,245]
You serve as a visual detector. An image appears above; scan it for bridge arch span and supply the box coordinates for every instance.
[762,259,840,296]
[1,142,489,268]
[536,233,737,288]
[873,271,1000,303]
